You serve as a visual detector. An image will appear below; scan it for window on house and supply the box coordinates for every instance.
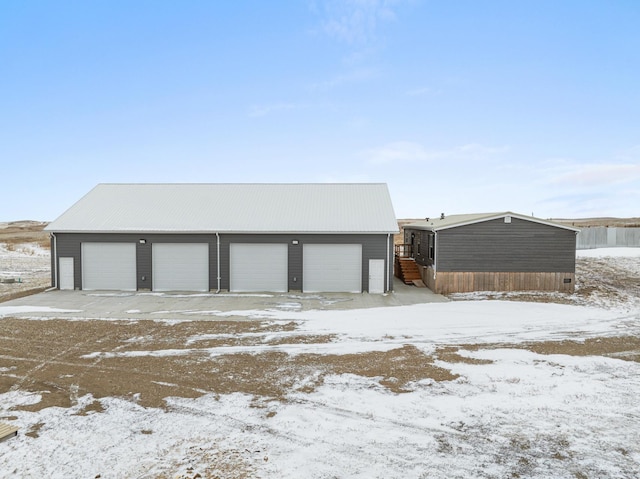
[428,235,434,260]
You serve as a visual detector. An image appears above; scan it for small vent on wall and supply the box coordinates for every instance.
[504,216,511,224]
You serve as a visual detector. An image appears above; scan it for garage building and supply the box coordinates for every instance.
[46,183,398,293]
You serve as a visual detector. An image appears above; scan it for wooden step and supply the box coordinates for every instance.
[395,258,422,284]
[0,422,18,442]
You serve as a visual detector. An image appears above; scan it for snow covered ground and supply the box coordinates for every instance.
[1,248,639,478]
[0,241,50,301]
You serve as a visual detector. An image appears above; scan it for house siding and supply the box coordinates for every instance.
[407,229,434,268]
[403,216,577,294]
[53,233,393,292]
[435,218,576,273]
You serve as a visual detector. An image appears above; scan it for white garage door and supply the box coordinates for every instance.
[82,242,136,291]
[153,243,209,292]
[303,244,362,293]
[230,243,288,292]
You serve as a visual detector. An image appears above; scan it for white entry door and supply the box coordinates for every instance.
[368,259,385,294]
[59,257,74,290]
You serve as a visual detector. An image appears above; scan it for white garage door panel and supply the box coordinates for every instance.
[153,243,209,292]
[82,243,136,291]
[303,244,362,293]
[230,243,288,292]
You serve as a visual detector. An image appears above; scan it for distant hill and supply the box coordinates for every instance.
[552,218,640,228]
[0,221,50,248]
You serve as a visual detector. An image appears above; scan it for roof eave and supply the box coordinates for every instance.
[405,212,581,233]
[45,229,399,235]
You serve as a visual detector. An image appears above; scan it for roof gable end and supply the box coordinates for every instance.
[405,212,580,233]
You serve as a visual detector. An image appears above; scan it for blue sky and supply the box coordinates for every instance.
[1,0,639,221]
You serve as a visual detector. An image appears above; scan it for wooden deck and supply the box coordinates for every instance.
[0,422,18,442]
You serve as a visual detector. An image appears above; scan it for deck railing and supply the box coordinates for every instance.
[394,244,413,258]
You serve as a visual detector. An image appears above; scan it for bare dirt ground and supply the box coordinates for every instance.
[1,316,639,424]
[0,318,458,416]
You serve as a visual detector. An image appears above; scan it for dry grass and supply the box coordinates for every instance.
[0,221,50,248]
[438,336,640,364]
[553,217,640,228]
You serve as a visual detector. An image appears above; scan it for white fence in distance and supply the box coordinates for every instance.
[577,227,640,249]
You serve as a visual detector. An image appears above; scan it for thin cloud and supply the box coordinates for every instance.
[365,141,431,164]
[615,144,640,161]
[406,86,441,97]
[364,141,510,165]
[550,163,640,187]
[308,68,377,91]
[248,103,308,118]
[537,150,640,217]
[315,0,400,45]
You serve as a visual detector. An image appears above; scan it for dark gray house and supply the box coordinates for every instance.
[401,212,579,294]
[45,183,398,294]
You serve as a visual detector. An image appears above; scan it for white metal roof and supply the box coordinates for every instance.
[45,183,399,234]
[405,212,581,232]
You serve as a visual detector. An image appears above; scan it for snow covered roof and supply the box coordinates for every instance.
[404,212,580,233]
[45,183,399,234]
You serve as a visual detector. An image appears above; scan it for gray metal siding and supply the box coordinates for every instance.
[436,218,576,273]
[55,234,82,289]
[53,233,392,292]
[54,233,216,291]
[220,234,390,292]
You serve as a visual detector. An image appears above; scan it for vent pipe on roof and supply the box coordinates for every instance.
[440,213,445,220]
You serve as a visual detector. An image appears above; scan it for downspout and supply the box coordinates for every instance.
[51,233,58,289]
[216,233,221,293]
[433,231,438,282]
[386,233,391,293]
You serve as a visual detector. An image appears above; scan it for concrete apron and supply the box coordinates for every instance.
[0,278,448,321]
